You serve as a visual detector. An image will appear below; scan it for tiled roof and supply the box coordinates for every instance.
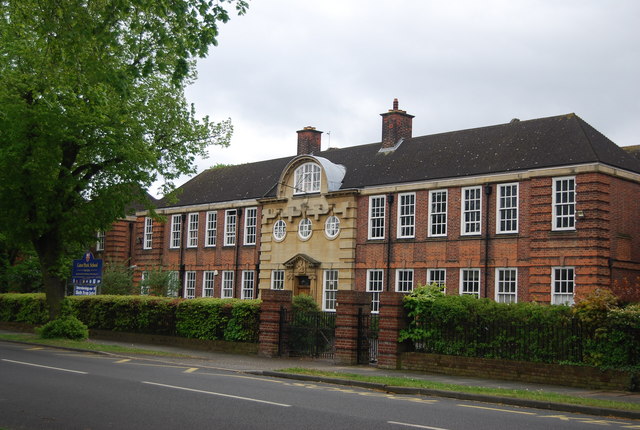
[159,113,640,208]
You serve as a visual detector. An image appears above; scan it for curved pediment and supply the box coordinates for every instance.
[283,253,321,269]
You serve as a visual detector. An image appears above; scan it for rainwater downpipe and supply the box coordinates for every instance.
[234,208,242,297]
[179,213,186,298]
[385,194,394,292]
[483,184,492,298]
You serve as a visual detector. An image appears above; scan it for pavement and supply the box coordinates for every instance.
[2,329,640,420]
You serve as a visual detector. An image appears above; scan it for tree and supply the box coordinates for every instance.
[0,0,249,319]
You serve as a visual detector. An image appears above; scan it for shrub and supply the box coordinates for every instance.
[292,294,319,312]
[100,260,134,295]
[37,316,88,340]
[139,266,179,297]
[573,287,619,326]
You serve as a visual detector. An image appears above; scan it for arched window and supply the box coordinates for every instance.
[273,220,287,241]
[293,162,321,194]
[324,216,340,239]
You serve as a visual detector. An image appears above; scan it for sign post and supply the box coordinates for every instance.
[72,251,102,295]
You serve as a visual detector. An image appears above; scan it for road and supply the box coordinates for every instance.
[0,341,638,430]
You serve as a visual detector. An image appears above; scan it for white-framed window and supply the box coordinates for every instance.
[184,271,196,299]
[324,215,340,239]
[553,177,576,231]
[205,211,217,247]
[461,186,482,235]
[271,270,285,290]
[242,270,255,300]
[552,267,575,305]
[187,213,199,248]
[244,207,257,245]
[427,269,446,289]
[368,195,386,240]
[460,268,480,297]
[167,271,179,297]
[496,268,517,303]
[428,190,447,237]
[298,218,312,240]
[222,271,234,298]
[224,209,236,246]
[203,271,215,297]
[143,217,153,250]
[273,219,287,241]
[293,162,321,194]
[366,269,384,314]
[497,183,518,234]
[96,231,105,251]
[140,271,149,295]
[323,269,339,311]
[170,214,182,249]
[396,269,414,293]
[397,192,416,238]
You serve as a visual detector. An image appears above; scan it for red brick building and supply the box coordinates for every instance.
[100,101,640,306]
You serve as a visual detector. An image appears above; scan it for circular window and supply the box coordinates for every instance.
[298,218,313,240]
[324,215,340,239]
[273,219,287,241]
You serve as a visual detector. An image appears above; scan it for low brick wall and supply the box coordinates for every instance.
[89,329,259,356]
[399,352,639,391]
[0,321,36,333]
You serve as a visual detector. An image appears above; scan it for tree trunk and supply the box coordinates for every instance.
[33,231,66,321]
[42,270,66,321]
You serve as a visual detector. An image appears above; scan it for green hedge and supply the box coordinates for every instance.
[64,295,179,335]
[175,299,261,342]
[0,294,261,343]
[399,287,640,368]
[0,293,48,325]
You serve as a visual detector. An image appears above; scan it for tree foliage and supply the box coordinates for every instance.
[0,0,248,318]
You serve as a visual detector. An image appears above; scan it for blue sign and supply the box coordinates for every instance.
[72,252,102,295]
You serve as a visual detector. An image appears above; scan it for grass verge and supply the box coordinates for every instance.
[0,333,191,357]
[279,367,640,412]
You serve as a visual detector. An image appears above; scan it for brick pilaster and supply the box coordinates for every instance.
[334,290,371,365]
[377,292,409,369]
[258,289,292,357]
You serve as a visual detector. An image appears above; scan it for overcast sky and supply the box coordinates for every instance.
[161,0,640,195]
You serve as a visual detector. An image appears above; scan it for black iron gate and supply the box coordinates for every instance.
[279,307,336,358]
[357,309,379,364]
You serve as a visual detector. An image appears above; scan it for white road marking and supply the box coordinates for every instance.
[458,404,536,415]
[388,421,449,430]
[142,381,292,407]
[2,359,88,374]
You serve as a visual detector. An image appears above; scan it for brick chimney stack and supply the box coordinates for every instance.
[297,126,322,155]
[380,98,414,149]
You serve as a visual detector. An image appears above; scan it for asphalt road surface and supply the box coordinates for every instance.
[0,341,638,430]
